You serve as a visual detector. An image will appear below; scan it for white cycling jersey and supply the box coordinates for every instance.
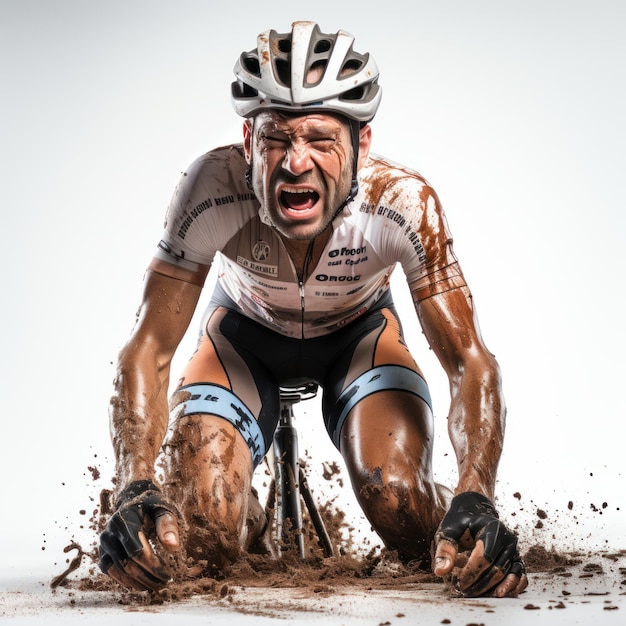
[154,144,465,339]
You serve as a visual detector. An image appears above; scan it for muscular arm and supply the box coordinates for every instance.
[110,260,208,488]
[414,279,505,499]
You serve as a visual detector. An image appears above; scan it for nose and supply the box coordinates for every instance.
[282,141,313,177]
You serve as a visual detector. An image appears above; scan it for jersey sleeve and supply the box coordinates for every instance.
[153,144,254,273]
[360,157,468,301]
[400,182,468,301]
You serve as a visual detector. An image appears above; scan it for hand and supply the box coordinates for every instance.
[99,480,181,591]
[433,491,528,597]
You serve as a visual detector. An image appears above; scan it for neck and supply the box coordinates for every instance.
[281,229,332,282]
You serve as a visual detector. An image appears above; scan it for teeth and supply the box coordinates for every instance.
[282,187,314,194]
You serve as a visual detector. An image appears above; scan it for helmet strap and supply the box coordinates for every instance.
[347,119,361,200]
[245,164,254,191]
[318,118,363,225]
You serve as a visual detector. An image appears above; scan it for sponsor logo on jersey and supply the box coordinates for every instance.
[328,246,367,258]
[252,241,271,262]
[237,256,278,275]
[315,274,361,282]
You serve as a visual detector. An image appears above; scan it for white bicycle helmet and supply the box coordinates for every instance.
[231,21,382,122]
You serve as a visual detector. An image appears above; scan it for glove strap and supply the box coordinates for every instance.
[116,479,161,508]
[450,491,498,517]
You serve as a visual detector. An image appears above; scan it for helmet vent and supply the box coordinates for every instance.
[241,82,258,97]
[305,59,328,85]
[343,86,365,101]
[277,38,292,53]
[341,58,364,74]
[242,54,261,77]
[314,39,332,54]
[274,58,291,87]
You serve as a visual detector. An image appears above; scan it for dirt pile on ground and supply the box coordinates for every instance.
[47,461,624,608]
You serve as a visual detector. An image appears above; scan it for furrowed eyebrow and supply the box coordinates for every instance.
[310,134,337,142]
[258,130,289,144]
[256,121,343,145]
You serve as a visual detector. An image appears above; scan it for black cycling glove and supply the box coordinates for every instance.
[435,491,524,595]
[98,480,177,576]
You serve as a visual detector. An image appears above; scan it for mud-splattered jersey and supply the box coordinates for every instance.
[154,144,465,339]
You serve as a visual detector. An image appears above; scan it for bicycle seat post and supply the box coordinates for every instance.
[273,390,306,558]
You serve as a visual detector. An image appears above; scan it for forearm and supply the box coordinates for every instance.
[448,358,505,499]
[107,267,204,488]
[109,341,172,487]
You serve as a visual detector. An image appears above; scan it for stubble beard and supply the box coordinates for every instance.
[248,157,352,242]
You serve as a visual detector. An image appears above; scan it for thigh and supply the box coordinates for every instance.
[164,307,281,563]
[323,305,433,454]
[340,388,435,485]
[323,307,444,552]
[169,306,281,467]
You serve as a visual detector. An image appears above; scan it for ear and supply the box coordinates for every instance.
[243,119,253,162]
[357,124,372,169]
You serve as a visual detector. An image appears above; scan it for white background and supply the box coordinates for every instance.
[2,0,624,578]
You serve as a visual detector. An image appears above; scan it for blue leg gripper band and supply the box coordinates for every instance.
[330,365,432,449]
[173,383,266,467]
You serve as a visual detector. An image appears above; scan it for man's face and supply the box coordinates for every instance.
[244,111,359,240]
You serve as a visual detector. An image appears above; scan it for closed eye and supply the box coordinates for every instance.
[262,134,289,147]
[309,137,336,150]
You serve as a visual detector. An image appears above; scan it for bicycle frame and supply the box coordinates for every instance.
[270,383,334,559]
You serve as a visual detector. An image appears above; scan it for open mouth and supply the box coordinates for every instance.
[280,188,320,213]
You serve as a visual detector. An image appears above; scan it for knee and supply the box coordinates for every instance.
[352,464,444,532]
[182,513,242,572]
[166,413,253,481]
[351,466,444,562]
[355,465,427,513]
[164,414,254,570]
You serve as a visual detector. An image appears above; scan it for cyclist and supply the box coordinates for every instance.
[99,21,527,598]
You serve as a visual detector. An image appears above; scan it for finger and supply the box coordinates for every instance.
[131,531,172,581]
[462,569,505,597]
[516,572,529,595]
[123,558,170,591]
[461,566,505,597]
[99,531,130,571]
[494,559,528,598]
[99,552,114,575]
[155,511,180,552]
[107,510,143,557]
[457,539,506,596]
[494,571,528,598]
[433,537,458,577]
[106,531,172,591]
[480,521,517,567]
[104,537,171,593]
[106,563,155,592]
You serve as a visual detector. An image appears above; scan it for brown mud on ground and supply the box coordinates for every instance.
[47,496,626,612]
[39,463,625,620]
[37,543,626,625]
[51,487,444,603]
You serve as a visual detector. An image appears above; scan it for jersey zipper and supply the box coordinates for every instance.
[299,280,305,339]
[299,239,315,339]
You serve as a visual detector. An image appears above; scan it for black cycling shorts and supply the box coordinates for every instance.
[169,292,431,467]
